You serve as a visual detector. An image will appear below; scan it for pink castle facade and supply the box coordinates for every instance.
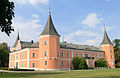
[9,10,115,70]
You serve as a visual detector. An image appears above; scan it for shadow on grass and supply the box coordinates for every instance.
[0,72,64,78]
[91,76,120,78]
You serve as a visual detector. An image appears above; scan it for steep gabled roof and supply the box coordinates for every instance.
[40,8,60,36]
[101,27,113,45]
[12,32,20,47]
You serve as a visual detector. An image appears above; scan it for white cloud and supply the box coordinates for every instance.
[64,30,102,46]
[81,13,103,27]
[32,14,40,18]
[0,16,43,47]
[12,0,49,6]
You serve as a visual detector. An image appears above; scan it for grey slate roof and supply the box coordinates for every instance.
[13,32,20,47]
[60,42,103,52]
[101,27,113,45]
[20,41,33,48]
[40,12,60,36]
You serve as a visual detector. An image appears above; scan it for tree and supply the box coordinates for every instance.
[95,59,107,67]
[78,58,88,69]
[72,57,88,70]
[113,39,120,67]
[72,57,81,70]
[0,42,10,67]
[0,0,14,36]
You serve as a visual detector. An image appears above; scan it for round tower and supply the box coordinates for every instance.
[39,8,60,70]
[100,27,115,68]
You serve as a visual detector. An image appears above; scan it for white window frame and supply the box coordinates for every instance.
[44,40,47,45]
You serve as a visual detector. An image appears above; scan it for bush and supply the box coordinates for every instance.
[72,57,88,70]
[95,59,107,67]
[78,58,88,69]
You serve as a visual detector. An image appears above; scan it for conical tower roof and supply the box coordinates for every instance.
[101,27,113,45]
[13,31,20,47]
[40,8,60,37]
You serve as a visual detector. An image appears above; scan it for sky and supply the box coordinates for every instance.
[0,0,120,47]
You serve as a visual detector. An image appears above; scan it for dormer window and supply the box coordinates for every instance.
[44,40,47,45]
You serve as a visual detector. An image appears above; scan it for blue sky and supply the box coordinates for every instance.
[0,0,120,47]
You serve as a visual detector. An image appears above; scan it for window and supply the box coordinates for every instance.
[44,40,47,45]
[112,61,114,65]
[61,53,64,57]
[32,63,35,67]
[89,61,93,65]
[80,54,83,57]
[67,61,70,66]
[103,55,105,59]
[111,55,113,59]
[45,61,48,66]
[85,54,88,58]
[32,53,35,57]
[44,51,47,57]
[16,55,18,59]
[99,55,101,58]
[57,52,59,57]
[57,40,59,46]
[61,61,64,66]
[110,48,112,52]
[76,53,78,57]
[96,55,98,59]
[67,53,69,58]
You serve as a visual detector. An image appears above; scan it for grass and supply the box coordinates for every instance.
[0,69,120,78]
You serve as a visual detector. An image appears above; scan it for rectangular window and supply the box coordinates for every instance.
[57,52,59,57]
[99,55,101,58]
[89,61,93,65]
[80,54,83,58]
[45,61,48,66]
[61,61,64,66]
[67,53,69,58]
[44,40,47,45]
[111,55,113,59]
[76,53,78,57]
[96,55,98,59]
[32,63,35,67]
[44,51,47,57]
[67,61,70,66]
[103,55,105,59]
[61,53,64,57]
[32,53,35,57]
[85,54,88,58]
[110,48,112,52]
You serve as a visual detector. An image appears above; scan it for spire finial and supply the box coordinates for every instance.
[49,8,51,15]
[17,28,20,40]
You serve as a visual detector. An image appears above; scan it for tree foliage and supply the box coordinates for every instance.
[95,59,107,67]
[113,39,120,68]
[0,42,10,67]
[72,57,88,70]
[0,0,14,36]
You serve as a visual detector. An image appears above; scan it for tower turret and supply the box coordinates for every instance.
[39,8,60,70]
[100,27,115,68]
[12,30,22,52]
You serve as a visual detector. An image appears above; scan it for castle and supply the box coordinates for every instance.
[9,9,115,70]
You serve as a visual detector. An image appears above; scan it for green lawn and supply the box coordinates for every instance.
[0,69,120,78]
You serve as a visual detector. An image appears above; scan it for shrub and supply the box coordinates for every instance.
[72,57,88,70]
[95,59,107,67]
[78,58,88,69]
